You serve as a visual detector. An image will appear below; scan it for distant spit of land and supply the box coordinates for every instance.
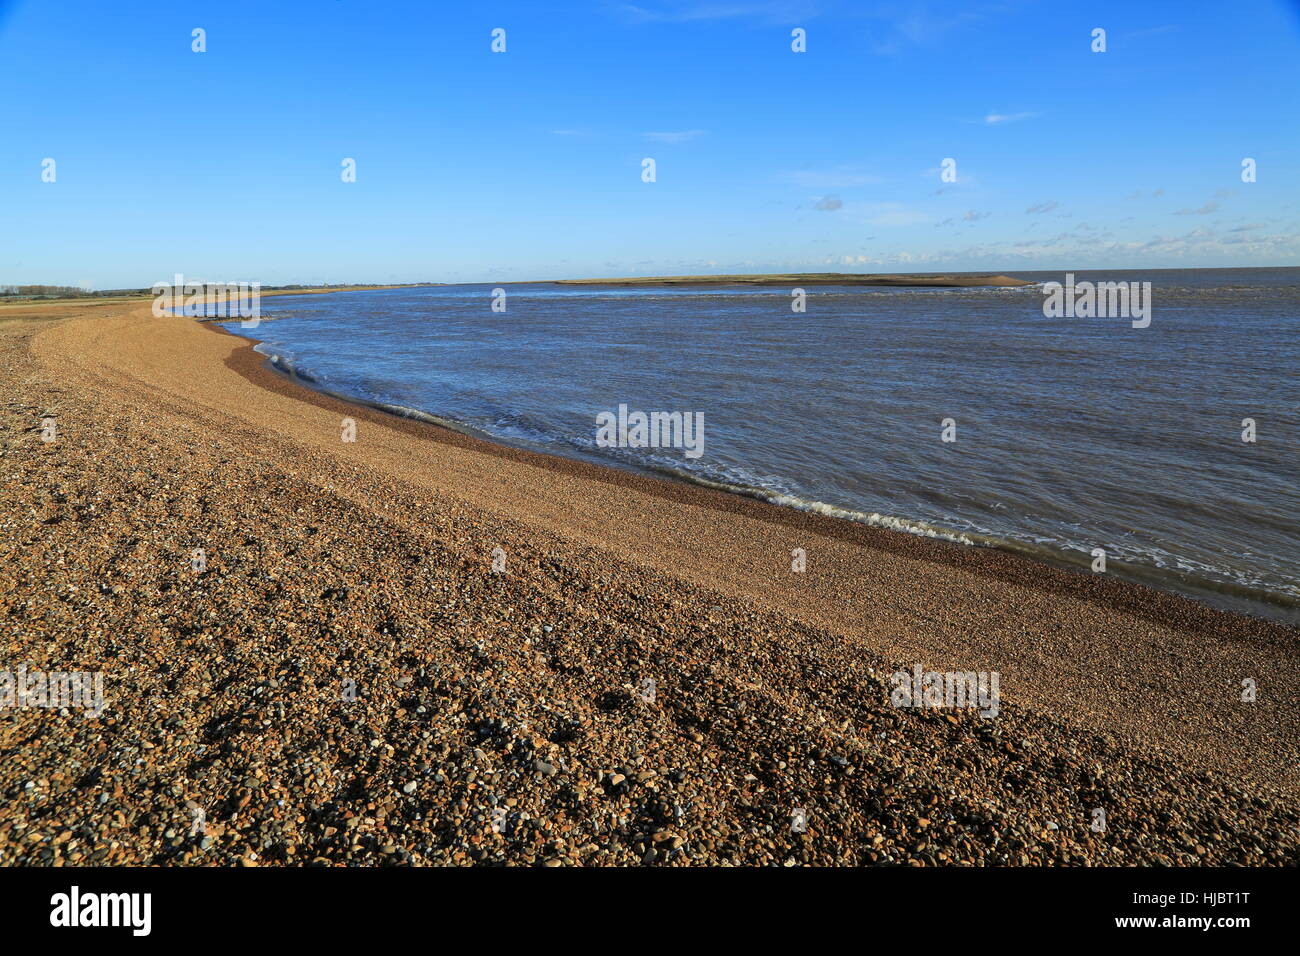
[552,272,1035,288]
[1,275,1039,304]
[0,283,435,306]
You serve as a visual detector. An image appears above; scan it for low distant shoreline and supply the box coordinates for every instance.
[551,272,1035,288]
[0,284,435,307]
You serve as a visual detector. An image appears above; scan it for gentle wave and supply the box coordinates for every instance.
[259,345,503,441]
[256,344,982,547]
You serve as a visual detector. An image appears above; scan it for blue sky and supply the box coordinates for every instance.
[2,0,1298,287]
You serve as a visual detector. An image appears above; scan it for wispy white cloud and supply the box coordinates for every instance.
[983,111,1040,125]
[866,2,1024,55]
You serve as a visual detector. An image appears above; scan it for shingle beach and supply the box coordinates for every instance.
[1,299,1296,866]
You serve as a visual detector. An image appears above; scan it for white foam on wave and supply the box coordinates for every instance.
[765,492,979,544]
[649,466,980,546]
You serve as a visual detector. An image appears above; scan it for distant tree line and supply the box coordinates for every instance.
[1,285,91,296]
[1,281,441,300]
[0,285,151,300]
